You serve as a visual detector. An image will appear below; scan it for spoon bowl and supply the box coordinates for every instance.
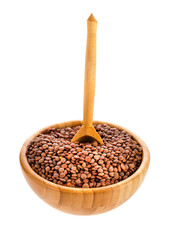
[20,120,150,215]
[72,125,103,144]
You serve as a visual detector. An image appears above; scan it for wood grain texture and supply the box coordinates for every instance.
[72,14,103,145]
[20,120,150,215]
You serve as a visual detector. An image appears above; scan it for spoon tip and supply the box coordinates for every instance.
[87,13,97,23]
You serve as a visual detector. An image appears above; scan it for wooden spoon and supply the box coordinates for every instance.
[72,14,103,145]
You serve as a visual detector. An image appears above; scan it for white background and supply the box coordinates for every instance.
[0,0,172,239]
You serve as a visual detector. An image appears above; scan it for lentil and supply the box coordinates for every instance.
[26,124,142,188]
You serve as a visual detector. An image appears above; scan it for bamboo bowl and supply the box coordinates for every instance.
[20,120,150,215]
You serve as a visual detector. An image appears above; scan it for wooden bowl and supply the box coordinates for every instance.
[20,121,150,215]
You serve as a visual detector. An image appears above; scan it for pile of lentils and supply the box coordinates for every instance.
[26,124,142,188]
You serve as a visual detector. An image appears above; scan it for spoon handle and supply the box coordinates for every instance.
[83,14,97,127]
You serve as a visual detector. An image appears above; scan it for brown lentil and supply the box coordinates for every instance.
[26,124,142,188]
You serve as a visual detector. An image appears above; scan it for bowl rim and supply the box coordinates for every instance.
[20,120,150,193]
